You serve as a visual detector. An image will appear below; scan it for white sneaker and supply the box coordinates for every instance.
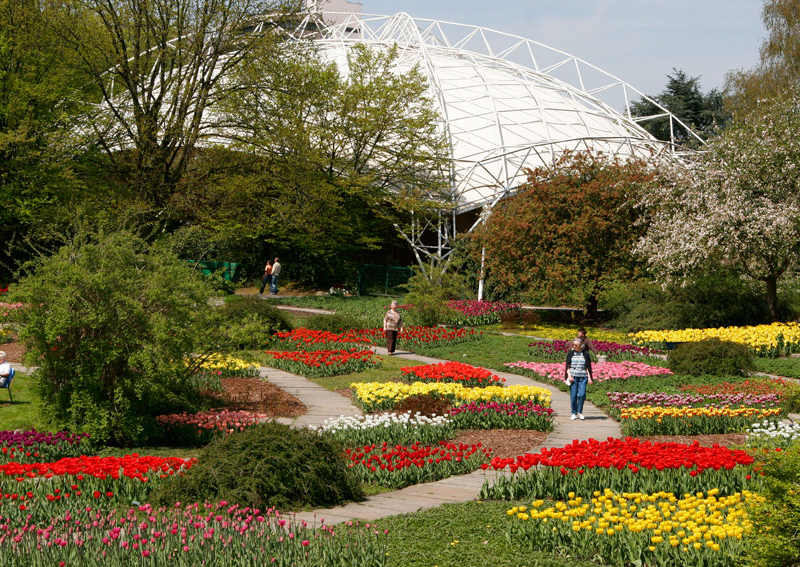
[570,414,577,420]
[578,413,585,420]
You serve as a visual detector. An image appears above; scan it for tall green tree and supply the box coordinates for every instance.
[725,0,800,114]
[183,41,450,265]
[55,0,301,208]
[630,69,728,147]
[0,0,87,278]
[472,152,655,314]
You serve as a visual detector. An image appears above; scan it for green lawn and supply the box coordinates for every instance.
[376,500,604,567]
[754,356,800,378]
[412,332,534,373]
[0,371,44,431]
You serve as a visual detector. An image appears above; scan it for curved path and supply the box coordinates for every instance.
[261,345,621,525]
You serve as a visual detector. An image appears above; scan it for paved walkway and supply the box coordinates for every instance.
[284,346,621,525]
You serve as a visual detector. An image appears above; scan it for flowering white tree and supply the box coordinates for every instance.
[635,95,800,320]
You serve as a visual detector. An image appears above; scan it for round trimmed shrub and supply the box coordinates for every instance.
[667,338,755,376]
[212,295,292,349]
[149,422,364,510]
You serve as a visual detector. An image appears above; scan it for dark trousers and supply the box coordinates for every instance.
[259,273,271,293]
[385,329,398,353]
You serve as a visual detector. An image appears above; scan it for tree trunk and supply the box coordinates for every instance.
[765,276,779,321]
[585,292,599,318]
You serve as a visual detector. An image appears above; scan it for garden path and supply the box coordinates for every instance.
[284,346,621,526]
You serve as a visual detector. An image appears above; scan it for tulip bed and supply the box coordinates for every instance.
[528,339,663,361]
[504,360,671,384]
[351,382,552,413]
[187,353,260,378]
[0,430,90,463]
[399,361,505,387]
[310,412,457,447]
[747,419,800,448]
[618,406,783,436]
[607,391,782,409]
[506,489,758,567]
[264,348,379,378]
[630,322,800,357]
[0,454,195,523]
[345,441,491,488]
[480,438,756,501]
[0,501,388,567]
[445,299,520,326]
[680,378,787,396]
[448,400,554,430]
[267,328,375,351]
[155,409,269,445]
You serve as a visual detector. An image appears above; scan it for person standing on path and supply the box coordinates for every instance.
[564,338,593,420]
[577,328,595,356]
[259,260,272,294]
[270,257,281,295]
[383,300,403,355]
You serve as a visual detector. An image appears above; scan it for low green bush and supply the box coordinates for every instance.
[303,313,364,332]
[667,339,755,376]
[211,295,292,350]
[746,446,800,567]
[149,422,364,510]
[603,275,775,331]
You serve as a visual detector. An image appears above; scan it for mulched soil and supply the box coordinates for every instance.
[633,433,747,447]
[0,341,25,363]
[449,429,548,459]
[214,378,306,418]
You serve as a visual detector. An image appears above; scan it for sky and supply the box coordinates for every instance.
[360,0,766,97]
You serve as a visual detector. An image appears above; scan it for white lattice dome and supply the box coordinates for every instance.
[292,11,700,214]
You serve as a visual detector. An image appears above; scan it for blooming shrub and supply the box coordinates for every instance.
[310,412,455,448]
[618,406,782,436]
[265,349,378,378]
[507,489,757,567]
[351,382,552,412]
[480,437,756,500]
[0,501,388,567]
[346,441,491,488]
[630,322,800,357]
[528,339,662,360]
[155,409,268,445]
[400,361,505,387]
[504,360,671,383]
[448,401,554,431]
[0,430,90,463]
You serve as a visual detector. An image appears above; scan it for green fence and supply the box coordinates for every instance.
[182,260,241,282]
[358,264,413,296]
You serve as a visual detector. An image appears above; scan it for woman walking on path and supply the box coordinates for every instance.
[565,338,593,420]
[383,300,403,355]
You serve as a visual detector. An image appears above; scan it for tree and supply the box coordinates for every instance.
[0,0,88,278]
[634,95,800,320]
[725,0,800,114]
[472,151,655,315]
[55,0,300,207]
[9,230,216,445]
[195,41,450,262]
[630,68,728,147]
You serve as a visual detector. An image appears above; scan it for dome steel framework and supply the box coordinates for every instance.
[287,11,702,265]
